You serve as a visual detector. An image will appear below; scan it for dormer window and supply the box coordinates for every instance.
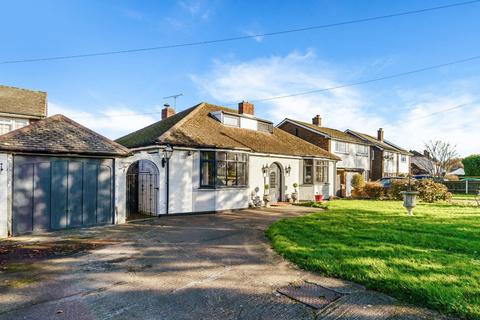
[223,115,240,127]
[257,121,273,133]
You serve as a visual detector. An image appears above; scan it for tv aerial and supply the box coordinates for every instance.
[163,93,184,108]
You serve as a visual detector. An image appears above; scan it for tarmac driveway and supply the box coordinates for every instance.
[0,207,446,320]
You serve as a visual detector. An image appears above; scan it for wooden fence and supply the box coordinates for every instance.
[443,180,480,194]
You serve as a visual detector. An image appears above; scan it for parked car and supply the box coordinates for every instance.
[413,174,432,180]
[377,177,407,189]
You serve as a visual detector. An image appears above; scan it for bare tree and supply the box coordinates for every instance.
[421,140,458,178]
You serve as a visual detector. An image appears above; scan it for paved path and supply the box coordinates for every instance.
[0,207,449,320]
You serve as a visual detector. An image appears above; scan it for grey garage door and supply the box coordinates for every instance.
[13,156,114,236]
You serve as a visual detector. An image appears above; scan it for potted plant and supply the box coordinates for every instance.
[291,183,299,203]
[263,184,271,207]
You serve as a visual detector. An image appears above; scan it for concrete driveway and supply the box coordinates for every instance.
[0,207,446,320]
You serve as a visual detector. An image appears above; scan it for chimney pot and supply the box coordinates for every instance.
[238,101,254,116]
[377,128,384,142]
[162,104,176,120]
[312,115,322,126]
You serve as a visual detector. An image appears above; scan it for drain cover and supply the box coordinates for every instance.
[277,281,343,310]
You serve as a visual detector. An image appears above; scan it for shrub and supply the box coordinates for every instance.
[294,201,329,209]
[361,182,385,199]
[388,179,410,200]
[351,173,365,190]
[463,154,480,176]
[416,179,452,203]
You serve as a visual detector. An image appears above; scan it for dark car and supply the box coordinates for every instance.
[377,177,407,189]
[413,174,432,180]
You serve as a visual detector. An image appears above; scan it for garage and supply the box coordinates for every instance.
[13,156,114,235]
[0,114,131,236]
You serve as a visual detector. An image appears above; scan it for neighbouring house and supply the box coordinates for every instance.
[346,128,412,180]
[0,115,131,237]
[410,150,435,175]
[0,85,47,135]
[277,116,371,197]
[115,102,340,217]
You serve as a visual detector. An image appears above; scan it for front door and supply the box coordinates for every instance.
[269,163,282,202]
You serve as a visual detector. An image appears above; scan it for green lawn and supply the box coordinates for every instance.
[267,200,480,319]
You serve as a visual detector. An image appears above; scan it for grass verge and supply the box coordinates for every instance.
[267,200,480,319]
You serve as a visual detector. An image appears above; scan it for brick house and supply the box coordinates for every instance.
[0,85,47,135]
[346,129,412,180]
[277,116,370,197]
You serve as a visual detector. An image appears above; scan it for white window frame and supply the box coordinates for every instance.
[334,141,348,154]
[222,115,240,127]
[356,144,368,157]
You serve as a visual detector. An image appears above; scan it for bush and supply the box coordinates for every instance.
[445,174,459,181]
[416,179,452,203]
[463,154,480,176]
[294,201,329,209]
[361,182,385,199]
[388,179,410,200]
[351,173,365,190]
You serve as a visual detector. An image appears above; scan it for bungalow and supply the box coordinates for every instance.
[115,102,340,217]
[277,116,371,197]
[0,85,47,135]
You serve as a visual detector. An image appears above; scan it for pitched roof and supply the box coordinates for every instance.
[116,103,340,160]
[347,130,411,155]
[0,85,47,119]
[0,114,131,157]
[280,118,368,144]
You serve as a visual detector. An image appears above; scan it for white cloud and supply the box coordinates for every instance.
[191,50,480,156]
[48,102,160,140]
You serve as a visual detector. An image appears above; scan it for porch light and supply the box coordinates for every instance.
[162,145,173,168]
[0,163,3,173]
[285,164,292,176]
[262,164,269,177]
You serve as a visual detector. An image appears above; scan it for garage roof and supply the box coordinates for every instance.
[0,114,131,157]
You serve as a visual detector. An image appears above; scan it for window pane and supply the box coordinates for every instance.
[201,151,215,160]
[216,161,227,186]
[227,162,237,186]
[304,160,313,184]
[200,161,214,187]
[237,163,246,186]
[269,172,277,188]
[227,153,236,161]
[217,152,227,161]
[224,115,239,127]
[0,123,11,135]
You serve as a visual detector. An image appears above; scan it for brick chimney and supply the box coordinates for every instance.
[377,128,384,142]
[312,115,322,126]
[238,101,254,116]
[162,104,175,120]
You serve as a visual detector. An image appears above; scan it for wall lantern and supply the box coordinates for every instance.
[0,163,3,174]
[262,164,269,177]
[285,164,292,176]
[162,145,174,168]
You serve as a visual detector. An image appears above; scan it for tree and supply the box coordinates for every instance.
[422,140,458,178]
[463,154,480,176]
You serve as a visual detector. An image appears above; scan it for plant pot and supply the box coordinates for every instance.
[263,194,271,207]
[291,192,298,203]
[400,191,419,215]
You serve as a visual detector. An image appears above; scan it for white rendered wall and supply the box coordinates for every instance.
[0,153,10,238]
[240,117,257,130]
[398,155,410,175]
[168,150,194,214]
[332,140,370,171]
[114,158,127,224]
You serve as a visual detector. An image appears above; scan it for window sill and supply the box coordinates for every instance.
[198,186,249,191]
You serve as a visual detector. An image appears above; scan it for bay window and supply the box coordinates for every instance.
[200,151,248,188]
[304,159,329,184]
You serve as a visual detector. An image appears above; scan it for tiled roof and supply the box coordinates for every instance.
[0,114,131,157]
[0,85,47,118]
[282,119,368,144]
[347,130,411,155]
[116,103,340,160]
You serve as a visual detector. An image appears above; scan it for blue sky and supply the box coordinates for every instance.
[1,0,479,155]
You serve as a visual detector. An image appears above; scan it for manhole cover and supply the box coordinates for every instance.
[277,281,343,310]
